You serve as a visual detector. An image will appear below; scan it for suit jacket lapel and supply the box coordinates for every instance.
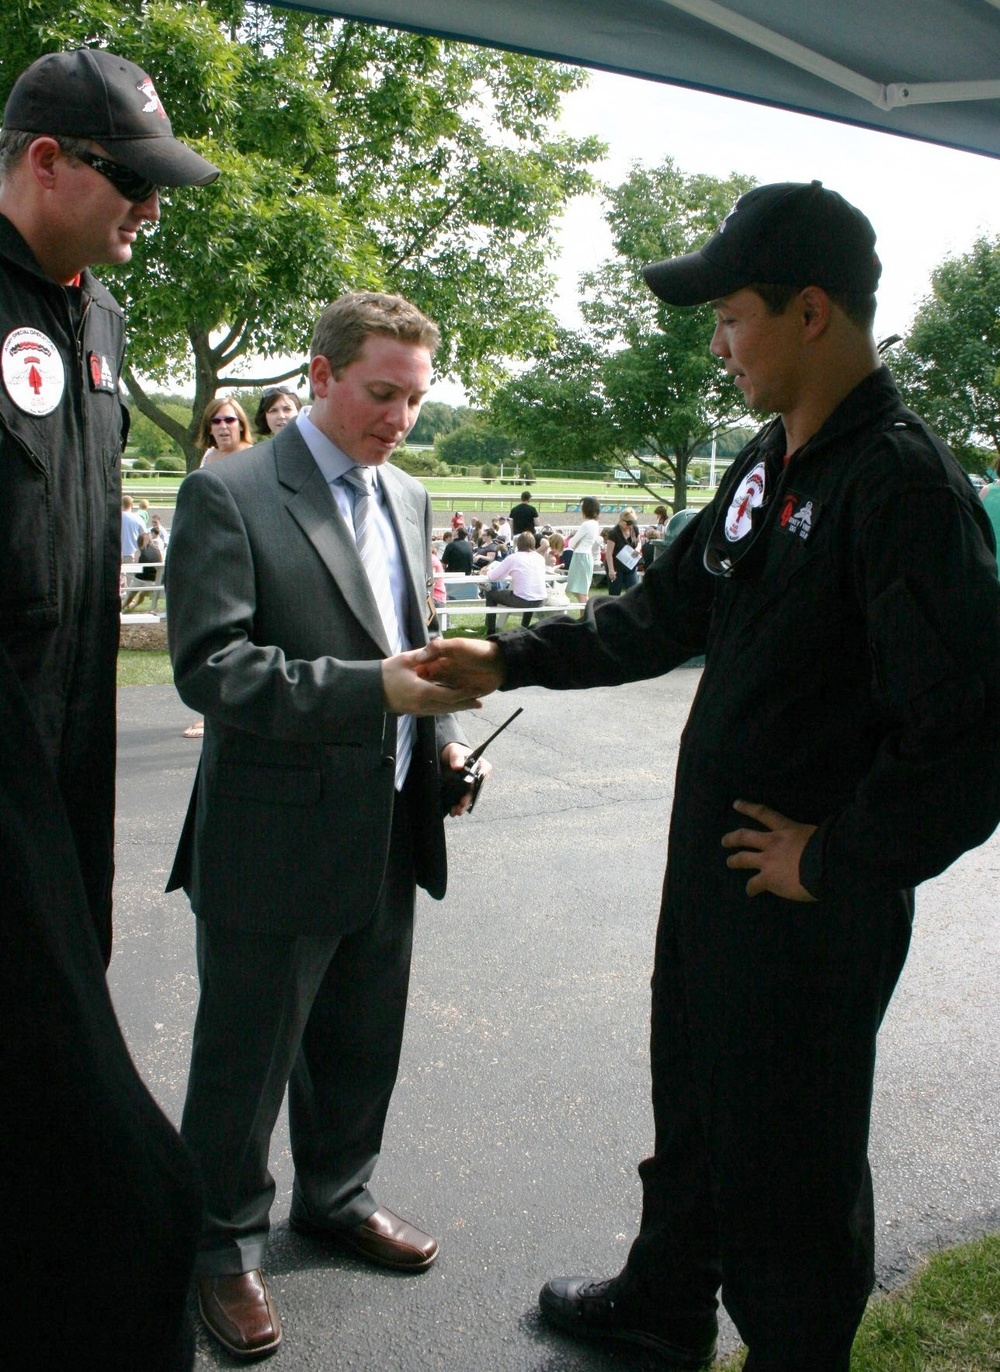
[274,426,393,654]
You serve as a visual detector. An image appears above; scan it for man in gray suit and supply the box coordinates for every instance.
[165,292,483,1360]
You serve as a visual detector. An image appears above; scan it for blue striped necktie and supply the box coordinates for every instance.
[341,464,412,788]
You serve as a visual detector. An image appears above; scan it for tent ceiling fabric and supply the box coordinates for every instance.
[299,0,1000,159]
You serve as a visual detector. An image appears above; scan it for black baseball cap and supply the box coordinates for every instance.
[642,180,881,306]
[3,47,219,187]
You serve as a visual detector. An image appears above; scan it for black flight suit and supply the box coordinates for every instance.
[0,217,202,1368]
[498,367,1000,1370]
[0,213,125,965]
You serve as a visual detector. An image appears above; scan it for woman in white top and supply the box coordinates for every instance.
[565,496,602,601]
[483,531,547,634]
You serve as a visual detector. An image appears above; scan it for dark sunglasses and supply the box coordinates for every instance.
[211,415,240,426]
[75,149,158,204]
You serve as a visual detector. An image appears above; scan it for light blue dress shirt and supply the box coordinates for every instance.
[294,411,417,788]
[295,411,414,652]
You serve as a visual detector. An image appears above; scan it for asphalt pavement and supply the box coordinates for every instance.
[110,671,1000,1370]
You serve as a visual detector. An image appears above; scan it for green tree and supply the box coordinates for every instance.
[407,401,470,446]
[126,398,190,460]
[434,416,512,467]
[389,445,449,477]
[581,159,755,508]
[491,161,754,507]
[2,2,602,468]
[894,236,1000,469]
[707,425,757,457]
[488,329,618,473]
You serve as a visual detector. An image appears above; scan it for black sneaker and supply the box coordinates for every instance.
[539,1276,717,1368]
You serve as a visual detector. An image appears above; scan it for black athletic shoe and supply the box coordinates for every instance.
[539,1276,717,1368]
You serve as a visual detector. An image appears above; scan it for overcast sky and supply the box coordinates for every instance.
[430,66,1000,404]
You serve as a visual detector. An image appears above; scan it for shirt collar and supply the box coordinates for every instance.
[295,410,380,490]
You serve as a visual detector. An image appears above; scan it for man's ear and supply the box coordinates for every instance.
[25,136,62,190]
[309,353,333,398]
[799,286,832,339]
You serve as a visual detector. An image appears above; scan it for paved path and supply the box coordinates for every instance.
[110,673,1000,1369]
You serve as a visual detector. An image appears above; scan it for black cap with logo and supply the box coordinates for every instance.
[3,47,219,187]
[642,180,881,307]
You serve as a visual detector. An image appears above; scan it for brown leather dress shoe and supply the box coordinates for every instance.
[291,1205,439,1271]
[343,1206,439,1271]
[197,1270,282,1359]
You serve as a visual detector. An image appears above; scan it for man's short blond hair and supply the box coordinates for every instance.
[310,292,440,375]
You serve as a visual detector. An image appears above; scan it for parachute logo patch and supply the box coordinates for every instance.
[2,327,65,416]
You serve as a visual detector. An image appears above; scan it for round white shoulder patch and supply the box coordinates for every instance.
[2,327,65,416]
[725,459,767,543]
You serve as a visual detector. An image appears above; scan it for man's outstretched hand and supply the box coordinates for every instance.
[722,800,818,902]
[415,638,506,699]
[382,647,484,716]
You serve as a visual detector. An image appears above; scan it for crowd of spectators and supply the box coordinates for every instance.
[123,488,672,623]
[122,470,675,630]
[427,497,670,614]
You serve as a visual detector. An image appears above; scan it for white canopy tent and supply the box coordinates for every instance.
[284,0,1000,160]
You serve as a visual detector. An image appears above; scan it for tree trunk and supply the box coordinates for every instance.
[121,366,199,471]
[673,451,688,511]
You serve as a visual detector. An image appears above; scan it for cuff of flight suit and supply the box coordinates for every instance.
[798,822,826,900]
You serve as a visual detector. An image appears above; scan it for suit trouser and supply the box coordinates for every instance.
[181,797,415,1277]
[619,884,912,1372]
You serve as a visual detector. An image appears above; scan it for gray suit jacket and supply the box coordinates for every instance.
[165,424,465,936]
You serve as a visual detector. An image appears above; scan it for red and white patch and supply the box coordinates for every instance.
[2,327,65,416]
[724,460,766,543]
[88,351,117,393]
[137,76,168,119]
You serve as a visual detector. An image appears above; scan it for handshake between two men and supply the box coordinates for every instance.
[379,638,505,816]
[380,637,505,715]
[380,635,817,897]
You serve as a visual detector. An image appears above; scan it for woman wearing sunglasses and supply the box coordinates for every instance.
[182,397,254,739]
[197,396,253,465]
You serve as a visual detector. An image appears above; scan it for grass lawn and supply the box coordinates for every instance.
[122,470,715,519]
[118,650,174,686]
[421,474,715,519]
[717,1235,1000,1369]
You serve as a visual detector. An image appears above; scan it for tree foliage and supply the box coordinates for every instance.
[696,425,756,457]
[2,1,602,466]
[434,417,512,467]
[388,445,449,477]
[126,398,190,459]
[407,401,471,446]
[490,159,755,506]
[489,329,615,472]
[894,235,1000,468]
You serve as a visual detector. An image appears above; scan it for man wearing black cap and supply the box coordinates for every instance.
[0,46,217,1371]
[0,45,218,964]
[416,181,1000,1368]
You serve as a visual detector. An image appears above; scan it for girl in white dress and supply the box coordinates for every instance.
[565,496,602,602]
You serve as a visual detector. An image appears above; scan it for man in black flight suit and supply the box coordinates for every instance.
[0,46,217,1370]
[417,181,1000,1371]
